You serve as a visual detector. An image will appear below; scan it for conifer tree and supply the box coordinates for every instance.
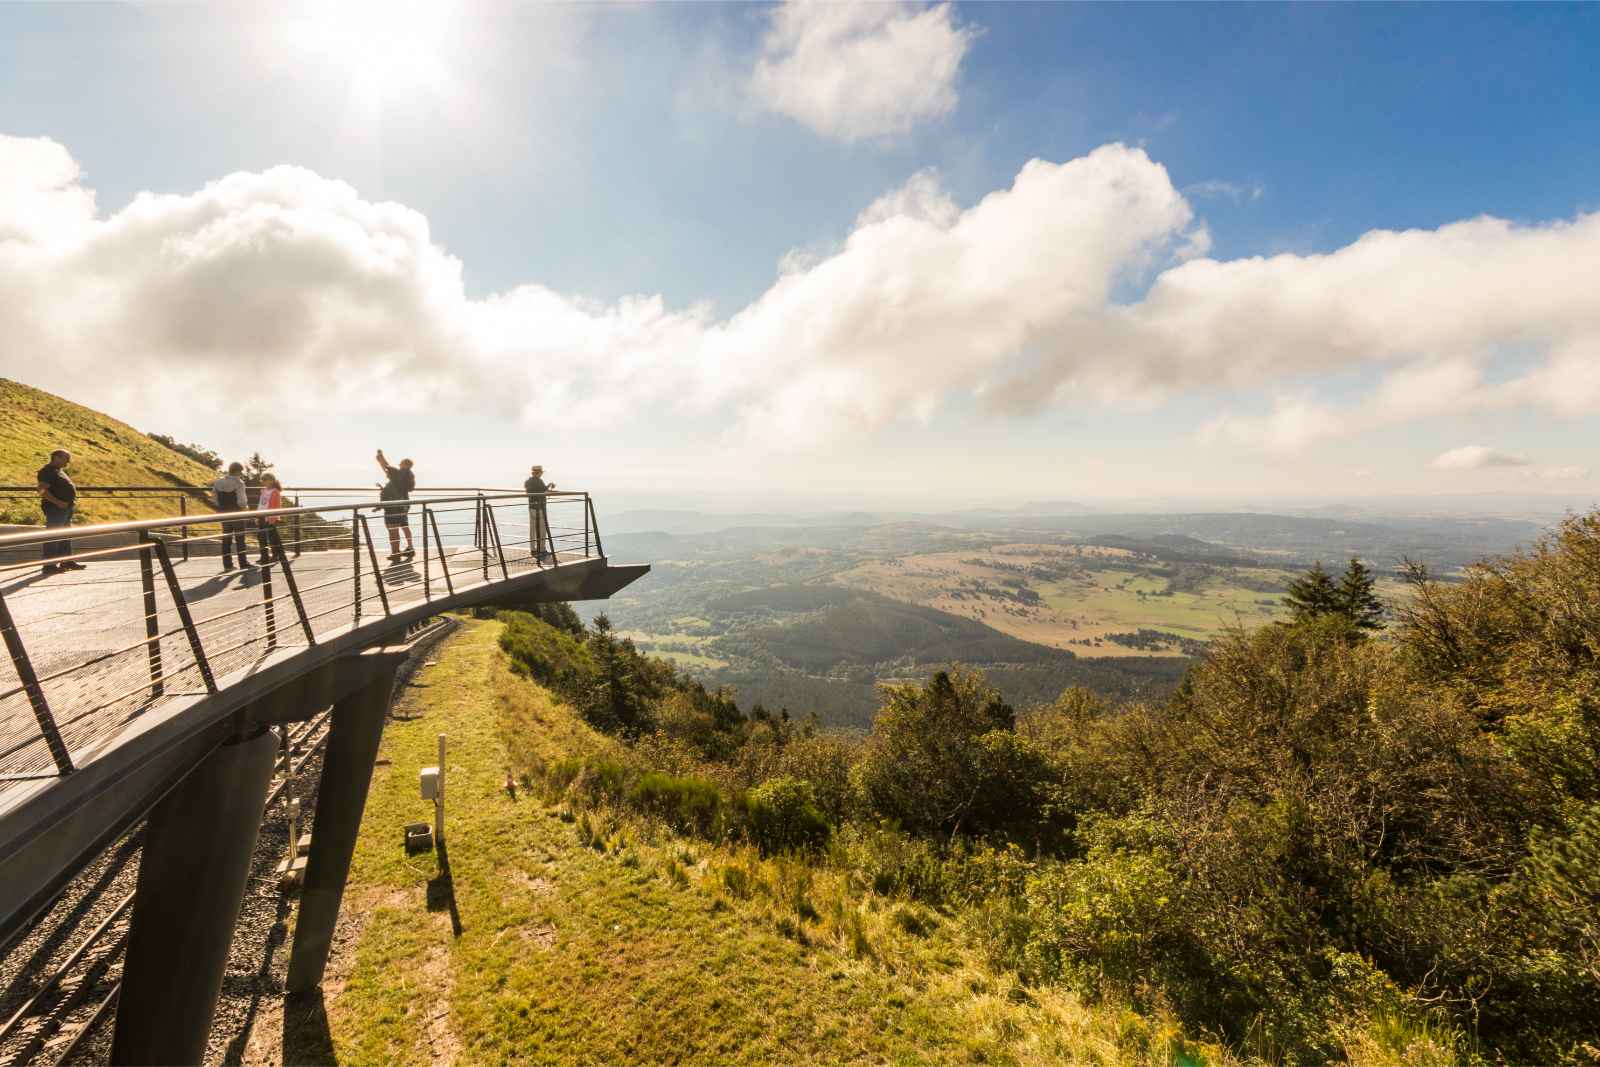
[1284,561,1341,623]
[1336,557,1385,631]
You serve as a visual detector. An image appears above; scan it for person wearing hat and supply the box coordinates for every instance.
[524,464,555,562]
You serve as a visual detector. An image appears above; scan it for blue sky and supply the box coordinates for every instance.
[1,2,1597,506]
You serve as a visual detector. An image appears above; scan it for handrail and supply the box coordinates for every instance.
[0,492,577,549]
[0,486,608,786]
[0,484,587,494]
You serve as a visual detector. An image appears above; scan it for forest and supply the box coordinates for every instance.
[491,513,1600,1064]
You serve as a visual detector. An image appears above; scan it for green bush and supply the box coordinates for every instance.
[630,771,723,836]
[742,776,831,854]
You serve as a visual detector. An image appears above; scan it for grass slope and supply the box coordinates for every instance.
[0,378,219,524]
[322,620,1205,1066]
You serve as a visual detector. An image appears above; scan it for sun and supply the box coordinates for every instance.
[289,0,458,104]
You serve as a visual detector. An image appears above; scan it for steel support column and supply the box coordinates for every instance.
[109,726,276,1066]
[285,659,400,992]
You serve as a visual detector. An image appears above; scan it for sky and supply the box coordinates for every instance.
[1,1,1598,508]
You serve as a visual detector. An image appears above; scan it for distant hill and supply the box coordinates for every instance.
[0,378,220,524]
[698,584,1187,727]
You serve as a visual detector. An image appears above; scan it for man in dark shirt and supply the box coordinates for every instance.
[37,449,85,574]
[524,464,555,562]
[376,449,416,562]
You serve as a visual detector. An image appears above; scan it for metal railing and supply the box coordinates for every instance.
[0,490,604,786]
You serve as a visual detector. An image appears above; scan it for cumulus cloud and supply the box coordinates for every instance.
[750,1,977,141]
[1430,446,1531,471]
[4,132,1600,455]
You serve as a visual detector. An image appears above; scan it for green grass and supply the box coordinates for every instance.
[324,619,1220,1066]
[0,377,221,524]
[1040,564,1290,640]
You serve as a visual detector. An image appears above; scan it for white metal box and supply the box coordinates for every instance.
[419,766,440,800]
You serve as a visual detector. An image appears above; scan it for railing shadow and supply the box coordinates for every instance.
[426,842,464,938]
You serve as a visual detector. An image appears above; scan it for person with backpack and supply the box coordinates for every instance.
[376,449,416,562]
[212,462,253,571]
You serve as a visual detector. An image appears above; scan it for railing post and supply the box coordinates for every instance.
[586,495,605,558]
[421,503,431,600]
[179,494,189,563]
[352,513,362,625]
[357,515,391,616]
[477,495,489,582]
[584,493,591,557]
[0,585,73,775]
[151,537,217,694]
[483,502,511,581]
[427,509,455,597]
[293,505,303,559]
[137,531,164,697]
[260,524,278,651]
[267,527,315,645]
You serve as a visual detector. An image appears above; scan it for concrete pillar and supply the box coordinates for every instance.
[285,666,396,993]
[110,727,277,1066]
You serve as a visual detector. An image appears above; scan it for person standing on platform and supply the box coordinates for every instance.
[36,449,84,574]
[254,472,284,565]
[212,462,253,571]
[524,464,555,562]
[376,449,416,562]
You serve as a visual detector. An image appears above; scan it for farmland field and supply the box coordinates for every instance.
[833,544,1401,657]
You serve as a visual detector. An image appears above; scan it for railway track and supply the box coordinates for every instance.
[0,710,335,1067]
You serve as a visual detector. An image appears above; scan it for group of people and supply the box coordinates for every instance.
[34,448,560,575]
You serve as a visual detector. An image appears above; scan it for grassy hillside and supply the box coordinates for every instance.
[314,620,1210,1066]
[0,378,219,524]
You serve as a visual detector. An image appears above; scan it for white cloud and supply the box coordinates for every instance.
[4,132,1600,460]
[1184,179,1265,204]
[749,1,977,141]
[1430,446,1531,471]
[1537,465,1590,481]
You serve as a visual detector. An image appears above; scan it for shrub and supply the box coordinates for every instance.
[742,776,831,854]
[630,771,722,836]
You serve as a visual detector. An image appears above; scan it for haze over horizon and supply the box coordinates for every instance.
[3,2,1597,503]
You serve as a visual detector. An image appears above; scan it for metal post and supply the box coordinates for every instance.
[261,528,278,652]
[427,509,455,597]
[137,532,164,698]
[482,503,511,581]
[179,494,189,563]
[110,727,276,1065]
[586,495,605,558]
[267,527,315,645]
[421,503,431,599]
[151,538,216,694]
[0,586,73,775]
[477,495,489,582]
[357,514,391,616]
[286,657,403,992]
[293,505,303,559]
[434,733,447,845]
[352,513,362,624]
[584,493,591,557]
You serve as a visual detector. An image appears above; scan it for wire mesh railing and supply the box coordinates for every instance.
[0,491,602,788]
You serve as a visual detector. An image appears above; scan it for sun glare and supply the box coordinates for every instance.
[290,0,458,104]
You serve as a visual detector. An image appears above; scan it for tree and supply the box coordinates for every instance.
[147,433,222,471]
[243,451,275,485]
[1284,562,1340,623]
[1336,557,1385,631]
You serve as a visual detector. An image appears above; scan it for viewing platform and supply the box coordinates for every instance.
[0,487,646,1063]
